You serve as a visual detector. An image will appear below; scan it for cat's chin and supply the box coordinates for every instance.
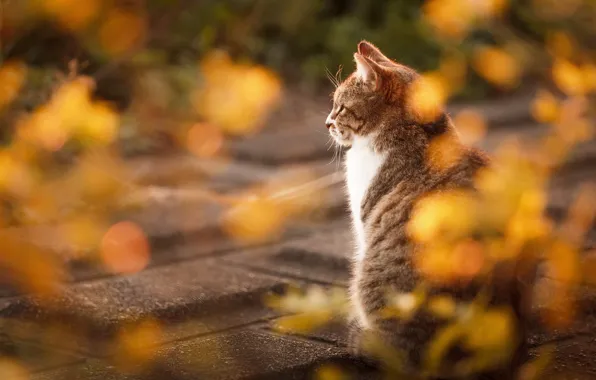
[329,128,353,147]
[331,138,353,148]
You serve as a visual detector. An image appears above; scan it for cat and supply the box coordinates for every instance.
[325,41,535,379]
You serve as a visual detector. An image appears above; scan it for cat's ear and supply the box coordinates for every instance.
[354,53,383,90]
[358,40,395,66]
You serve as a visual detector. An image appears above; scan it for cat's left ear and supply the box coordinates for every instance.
[358,40,395,66]
[354,53,384,90]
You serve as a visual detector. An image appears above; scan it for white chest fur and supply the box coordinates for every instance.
[345,136,386,261]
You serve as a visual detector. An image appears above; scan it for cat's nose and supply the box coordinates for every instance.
[325,115,335,129]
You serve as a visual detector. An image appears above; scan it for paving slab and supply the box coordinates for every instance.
[222,222,352,286]
[154,328,348,379]
[32,329,349,380]
[0,259,289,355]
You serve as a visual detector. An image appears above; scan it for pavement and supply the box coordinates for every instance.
[0,87,595,379]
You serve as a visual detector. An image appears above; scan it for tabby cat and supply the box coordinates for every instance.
[325,41,533,379]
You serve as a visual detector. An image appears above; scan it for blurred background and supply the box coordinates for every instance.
[0,0,595,379]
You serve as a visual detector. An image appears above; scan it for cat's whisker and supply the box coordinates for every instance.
[335,65,344,85]
[325,66,339,88]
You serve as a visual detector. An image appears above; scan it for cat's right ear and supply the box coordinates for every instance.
[354,53,383,90]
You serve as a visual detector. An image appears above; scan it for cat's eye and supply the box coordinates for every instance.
[337,105,345,114]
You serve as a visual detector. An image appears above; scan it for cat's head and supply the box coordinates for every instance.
[326,41,433,147]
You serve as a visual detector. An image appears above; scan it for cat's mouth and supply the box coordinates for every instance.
[329,125,354,147]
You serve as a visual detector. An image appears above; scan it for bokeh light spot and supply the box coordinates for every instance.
[186,123,224,158]
[100,221,150,274]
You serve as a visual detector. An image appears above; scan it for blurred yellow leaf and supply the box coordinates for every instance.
[408,191,475,243]
[115,319,162,371]
[0,60,27,110]
[52,77,95,127]
[315,364,349,380]
[531,89,559,123]
[464,308,515,351]
[452,239,486,279]
[193,52,282,135]
[425,322,465,374]
[0,152,36,196]
[60,215,105,252]
[423,0,474,40]
[23,105,69,151]
[505,189,551,252]
[552,59,585,96]
[273,311,333,334]
[223,197,286,243]
[426,131,464,171]
[416,246,456,284]
[546,240,581,285]
[408,72,449,124]
[265,285,348,315]
[582,64,596,93]
[427,296,457,319]
[473,47,521,88]
[546,31,576,59]
[186,122,224,158]
[0,231,65,298]
[100,221,150,274]
[78,102,120,145]
[382,289,426,320]
[99,9,147,56]
[41,0,99,30]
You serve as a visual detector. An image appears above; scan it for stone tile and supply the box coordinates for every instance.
[31,360,131,380]
[0,260,287,353]
[154,328,347,379]
[222,222,353,286]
